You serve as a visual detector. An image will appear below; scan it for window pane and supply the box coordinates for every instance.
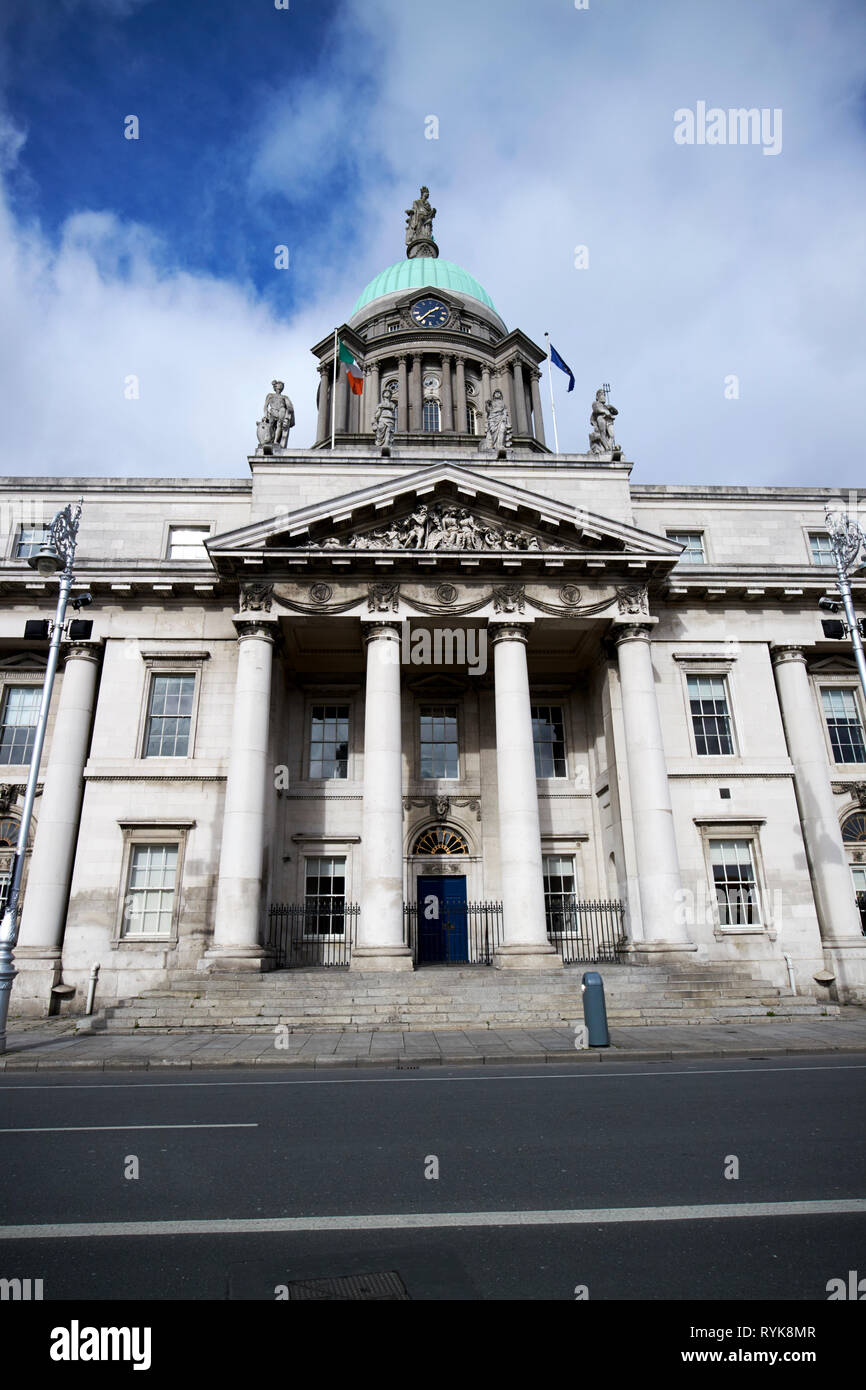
[308,705,350,779]
[0,686,42,765]
[822,687,866,763]
[304,855,347,935]
[531,706,567,777]
[809,533,835,566]
[709,839,760,925]
[419,705,458,778]
[144,675,195,757]
[688,675,734,755]
[15,526,49,559]
[168,527,210,560]
[543,854,576,934]
[667,532,705,564]
[123,844,178,936]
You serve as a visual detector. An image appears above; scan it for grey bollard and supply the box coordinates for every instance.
[581,970,610,1047]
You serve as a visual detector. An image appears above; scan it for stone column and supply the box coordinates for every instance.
[529,369,546,447]
[772,646,862,943]
[410,354,423,431]
[352,623,413,970]
[615,625,692,953]
[397,355,409,433]
[454,356,468,435]
[491,623,562,969]
[511,358,529,435]
[205,616,277,971]
[316,367,330,444]
[440,354,454,431]
[366,362,380,433]
[16,643,102,1009]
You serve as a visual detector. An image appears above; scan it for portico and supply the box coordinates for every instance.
[201,460,689,972]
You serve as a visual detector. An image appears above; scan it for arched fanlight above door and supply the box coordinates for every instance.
[842,811,866,844]
[412,826,469,856]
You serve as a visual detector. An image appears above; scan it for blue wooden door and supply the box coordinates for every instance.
[417,876,468,963]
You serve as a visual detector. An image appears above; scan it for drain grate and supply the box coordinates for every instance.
[285,1271,411,1301]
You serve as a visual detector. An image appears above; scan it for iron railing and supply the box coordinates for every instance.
[267,897,359,968]
[546,897,627,964]
[404,900,503,965]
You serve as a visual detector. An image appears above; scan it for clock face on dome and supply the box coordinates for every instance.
[411,297,450,328]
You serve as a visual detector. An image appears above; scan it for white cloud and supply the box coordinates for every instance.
[0,0,864,485]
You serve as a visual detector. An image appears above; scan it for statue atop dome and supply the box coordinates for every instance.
[405,185,438,259]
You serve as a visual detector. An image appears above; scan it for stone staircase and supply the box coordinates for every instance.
[85,961,841,1034]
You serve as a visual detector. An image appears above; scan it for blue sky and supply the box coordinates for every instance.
[0,0,864,483]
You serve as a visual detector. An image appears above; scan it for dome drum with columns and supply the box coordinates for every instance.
[310,191,549,453]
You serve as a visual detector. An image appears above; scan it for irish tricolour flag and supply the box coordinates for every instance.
[339,337,364,394]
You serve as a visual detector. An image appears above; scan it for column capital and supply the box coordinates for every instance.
[411,352,423,364]
[489,621,530,646]
[361,620,402,643]
[614,623,654,646]
[771,644,807,667]
[233,618,278,644]
[441,351,454,365]
[454,353,467,365]
[61,640,103,667]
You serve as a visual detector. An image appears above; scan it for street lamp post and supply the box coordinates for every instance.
[824,506,866,705]
[0,501,83,1054]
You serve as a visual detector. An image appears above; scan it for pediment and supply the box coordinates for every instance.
[209,463,682,571]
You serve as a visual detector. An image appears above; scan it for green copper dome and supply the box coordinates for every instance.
[352,257,497,315]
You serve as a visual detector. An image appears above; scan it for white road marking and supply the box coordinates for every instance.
[0,1061,864,1092]
[0,1123,257,1133]
[1,1199,864,1240]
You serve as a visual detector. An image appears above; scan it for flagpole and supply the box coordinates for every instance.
[330,327,338,451]
[544,332,560,454]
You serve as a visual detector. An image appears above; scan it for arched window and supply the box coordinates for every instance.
[0,817,18,847]
[422,401,441,432]
[466,405,477,435]
[412,826,469,856]
[842,812,866,844]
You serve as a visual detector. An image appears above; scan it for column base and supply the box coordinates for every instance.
[350,946,415,972]
[7,950,63,1018]
[493,942,564,971]
[199,945,274,975]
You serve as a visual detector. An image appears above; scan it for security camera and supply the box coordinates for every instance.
[818,597,842,613]
[71,593,93,611]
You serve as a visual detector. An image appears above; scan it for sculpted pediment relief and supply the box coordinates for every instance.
[305,501,549,554]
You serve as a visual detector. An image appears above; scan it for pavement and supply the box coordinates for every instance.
[2,1008,866,1068]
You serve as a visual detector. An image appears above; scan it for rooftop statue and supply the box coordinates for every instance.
[483,389,512,452]
[588,387,618,455]
[372,382,398,450]
[256,379,294,452]
[405,185,438,258]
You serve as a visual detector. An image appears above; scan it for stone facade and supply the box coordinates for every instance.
[3,223,866,1016]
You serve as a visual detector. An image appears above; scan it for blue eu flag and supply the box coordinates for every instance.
[549,344,575,392]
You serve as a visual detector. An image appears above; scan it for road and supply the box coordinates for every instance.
[0,1055,864,1300]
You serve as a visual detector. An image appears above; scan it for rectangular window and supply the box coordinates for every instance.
[532,705,567,777]
[667,531,706,564]
[0,871,10,918]
[386,322,400,333]
[122,844,178,936]
[15,525,49,559]
[0,686,42,765]
[710,839,761,926]
[809,532,836,567]
[144,674,195,757]
[543,854,576,934]
[688,675,735,755]
[422,401,441,432]
[309,705,349,779]
[167,526,210,560]
[419,705,459,779]
[304,855,346,936]
[821,687,866,763]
